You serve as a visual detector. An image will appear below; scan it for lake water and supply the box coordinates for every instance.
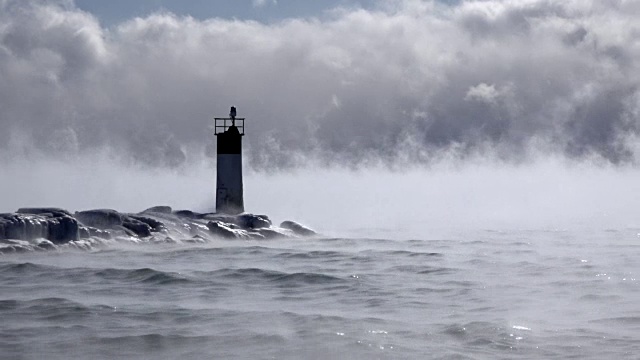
[1,227,639,359]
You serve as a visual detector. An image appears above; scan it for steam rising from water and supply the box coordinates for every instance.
[2,153,639,237]
[1,0,640,235]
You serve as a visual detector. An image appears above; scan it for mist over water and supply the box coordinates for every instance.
[249,159,640,238]
[2,152,640,237]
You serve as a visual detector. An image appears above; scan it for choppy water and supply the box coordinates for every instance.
[1,229,639,359]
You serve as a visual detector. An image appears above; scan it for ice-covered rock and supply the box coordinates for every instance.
[75,209,123,228]
[255,227,288,239]
[78,226,111,240]
[17,207,72,217]
[129,215,166,233]
[1,206,316,251]
[173,210,202,219]
[46,215,79,243]
[207,221,239,239]
[0,210,80,244]
[141,206,172,214]
[280,221,316,237]
[121,218,152,238]
[240,214,272,229]
[203,213,272,229]
[74,209,169,238]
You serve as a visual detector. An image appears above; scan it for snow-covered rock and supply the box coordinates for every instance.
[0,206,316,247]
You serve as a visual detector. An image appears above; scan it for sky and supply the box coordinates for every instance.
[72,0,462,26]
[1,0,640,225]
[73,0,386,26]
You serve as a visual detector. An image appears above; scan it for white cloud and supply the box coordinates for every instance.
[465,83,499,104]
[0,0,639,169]
[252,0,277,8]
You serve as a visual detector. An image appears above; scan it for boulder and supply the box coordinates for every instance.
[202,213,272,229]
[141,206,172,214]
[79,226,111,240]
[0,214,44,240]
[107,225,142,238]
[3,206,316,245]
[46,215,79,244]
[17,208,72,217]
[128,215,166,233]
[122,218,152,238]
[88,227,111,239]
[280,221,316,237]
[75,209,123,228]
[0,213,78,244]
[238,214,272,229]
[256,227,285,239]
[74,210,166,238]
[79,227,89,239]
[37,239,56,251]
[207,221,238,239]
[174,210,202,219]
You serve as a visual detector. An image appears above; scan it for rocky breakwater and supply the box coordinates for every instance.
[0,206,316,252]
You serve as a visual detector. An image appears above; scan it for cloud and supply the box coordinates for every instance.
[465,83,501,104]
[0,0,639,169]
[252,0,277,9]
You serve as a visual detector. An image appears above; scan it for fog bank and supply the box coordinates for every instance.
[2,155,639,237]
[1,0,640,168]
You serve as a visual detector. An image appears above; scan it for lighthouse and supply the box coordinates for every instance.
[214,106,245,214]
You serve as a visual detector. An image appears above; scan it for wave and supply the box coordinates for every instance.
[276,250,345,260]
[0,262,54,273]
[95,268,191,285]
[0,297,114,322]
[590,317,640,325]
[198,267,346,286]
[383,264,452,275]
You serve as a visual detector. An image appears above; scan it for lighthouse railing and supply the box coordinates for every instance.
[214,117,245,135]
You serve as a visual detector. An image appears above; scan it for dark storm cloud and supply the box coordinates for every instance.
[1,0,639,168]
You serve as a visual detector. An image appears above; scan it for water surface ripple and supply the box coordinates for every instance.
[1,230,639,359]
